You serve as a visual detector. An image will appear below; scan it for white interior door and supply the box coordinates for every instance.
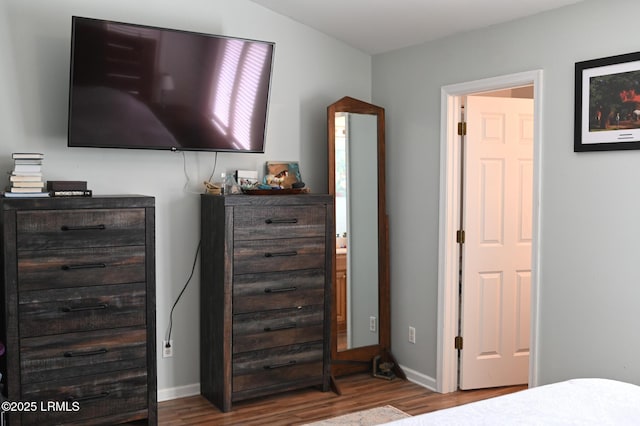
[459,95,533,390]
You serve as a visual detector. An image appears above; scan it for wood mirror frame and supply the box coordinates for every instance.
[328,96,404,384]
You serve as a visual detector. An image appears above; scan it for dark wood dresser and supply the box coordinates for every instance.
[0,195,156,425]
[200,194,333,412]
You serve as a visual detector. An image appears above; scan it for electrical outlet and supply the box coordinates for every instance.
[163,340,174,358]
[369,316,377,332]
[409,326,416,344]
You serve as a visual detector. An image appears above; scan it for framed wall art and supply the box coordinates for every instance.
[575,51,640,152]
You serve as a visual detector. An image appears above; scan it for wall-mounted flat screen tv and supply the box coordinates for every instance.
[68,16,275,153]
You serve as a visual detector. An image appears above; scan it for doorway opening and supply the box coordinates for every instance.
[436,71,543,393]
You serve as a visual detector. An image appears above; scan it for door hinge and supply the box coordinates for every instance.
[457,121,467,136]
[456,230,465,244]
[455,336,463,350]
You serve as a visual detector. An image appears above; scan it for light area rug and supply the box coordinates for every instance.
[303,405,410,426]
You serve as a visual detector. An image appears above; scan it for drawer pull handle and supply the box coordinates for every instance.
[61,224,107,231]
[264,322,297,332]
[264,251,297,258]
[263,360,297,370]
[67,392,110,403]
[61,303,108,313]
[64,348,108,358]
[265,218,298,224]
[264,286,297,293]
[62,263,106,271]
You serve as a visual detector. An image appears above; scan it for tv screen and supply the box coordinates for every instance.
[68,16,275,153]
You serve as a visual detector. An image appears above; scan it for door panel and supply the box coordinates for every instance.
[480,159,504,245]
[477,271,502,358]
[460,96,533,390]
[515,271,531,354]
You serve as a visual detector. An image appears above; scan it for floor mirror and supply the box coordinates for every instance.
[327,96,404,389]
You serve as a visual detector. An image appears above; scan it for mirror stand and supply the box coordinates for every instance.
[327,97,405,391]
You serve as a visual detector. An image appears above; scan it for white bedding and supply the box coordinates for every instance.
[385,379,640,425]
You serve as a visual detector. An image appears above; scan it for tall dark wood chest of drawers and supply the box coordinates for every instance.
[200,194,333,412]
[0,195,157,425]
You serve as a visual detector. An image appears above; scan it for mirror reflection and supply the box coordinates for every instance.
[334,112,379,351]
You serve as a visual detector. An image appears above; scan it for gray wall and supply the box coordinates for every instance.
[0,0,371,399]
[374,0,640,387]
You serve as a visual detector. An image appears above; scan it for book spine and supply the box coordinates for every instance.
[9,187,45,193]
[11,182,45,188]
[14,159,43,165]
[49,190,92,197]
[46,181,88,191]
[12,152,44,160]
[13,165,42,173]
[3,192,50,198]
[11,172,43,177]
[9,175,42,182]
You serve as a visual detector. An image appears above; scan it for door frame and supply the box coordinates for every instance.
[436,70,543,393]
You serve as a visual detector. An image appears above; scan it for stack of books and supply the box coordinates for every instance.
[6,153,48,197]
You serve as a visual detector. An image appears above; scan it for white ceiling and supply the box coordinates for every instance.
[249,0,584,55]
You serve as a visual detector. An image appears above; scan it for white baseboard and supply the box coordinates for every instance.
[158,383,200,402]
[399,364,438,392]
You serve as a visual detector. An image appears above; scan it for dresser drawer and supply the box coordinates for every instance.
[19,282,146,337]
[20,326,147,385]
[20,368,148,426]
[233,306,323,353]
[233,205,326,240]
[18,246,146,292]
[233,269,325,314]
[16,208,146,250]
[234,237,325,274]
[232,342,323,393]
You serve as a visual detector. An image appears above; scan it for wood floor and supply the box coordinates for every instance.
[158,374,526,425]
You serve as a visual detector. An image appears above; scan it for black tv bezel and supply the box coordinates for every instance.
[67,16,275,154]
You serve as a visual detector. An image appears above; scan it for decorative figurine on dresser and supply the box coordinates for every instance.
[200,193,333,412]
[0,195,157,425]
